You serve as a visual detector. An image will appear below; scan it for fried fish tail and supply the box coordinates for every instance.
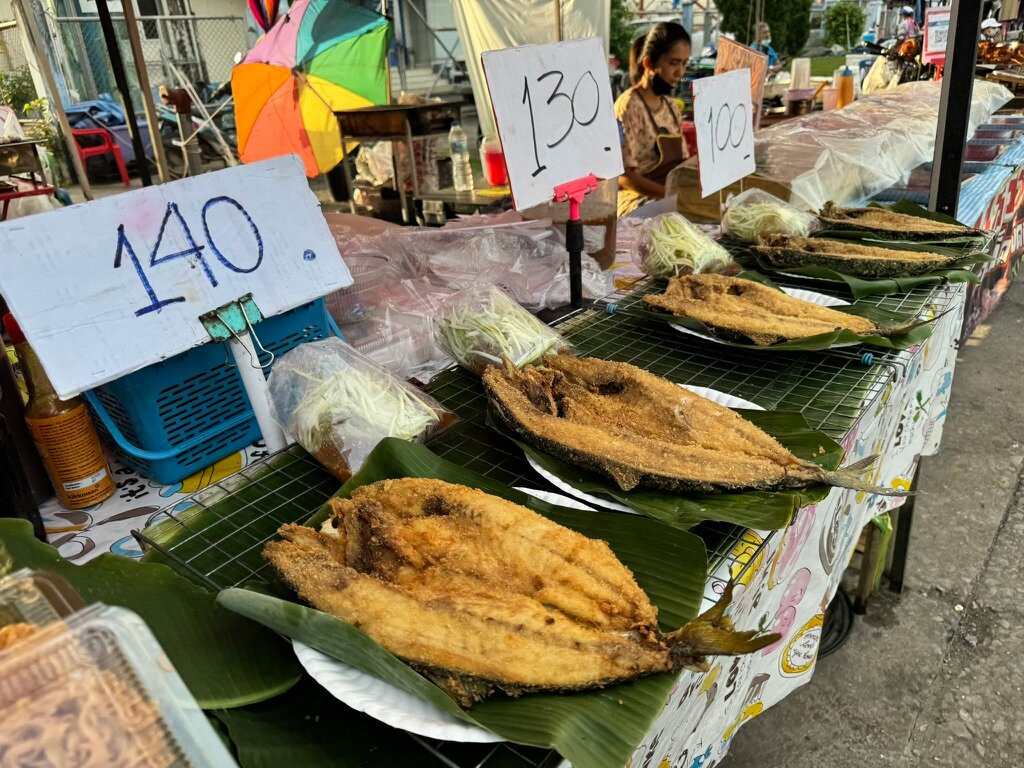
[818,454,911,497]
[662,582,779,669]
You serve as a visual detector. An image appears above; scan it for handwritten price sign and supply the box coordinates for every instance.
[691,69,756,198]
[482,38,623,210]
[0,156,351,398]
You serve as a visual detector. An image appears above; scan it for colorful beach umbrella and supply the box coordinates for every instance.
[233,0,391,176]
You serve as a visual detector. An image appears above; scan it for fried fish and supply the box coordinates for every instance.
[643,273,876,345]
[483,354,892,495]
[264,478,776,705]
[818,202,986,240]
[753,234,953,278]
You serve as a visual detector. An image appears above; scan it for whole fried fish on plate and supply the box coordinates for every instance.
[753,234,954,278]
[643,273,876,345]
[264,478,776,706]
[483,354,895,495]
[818,202,987,241]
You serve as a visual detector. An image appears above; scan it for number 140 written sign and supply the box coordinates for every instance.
[0,156,350,398]
[482,38,623,210]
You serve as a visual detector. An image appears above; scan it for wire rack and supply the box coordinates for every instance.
[136,274,959,768]
[140,446,337,590]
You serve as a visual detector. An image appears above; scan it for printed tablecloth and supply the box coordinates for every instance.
[628,287,965,768]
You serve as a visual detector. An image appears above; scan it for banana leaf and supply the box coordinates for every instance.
[219,438,713,768]
[738,250,984,299]
[210,676,461,768]
[633,273,936,351]
[491,408,841,531]
[0,519,301,709]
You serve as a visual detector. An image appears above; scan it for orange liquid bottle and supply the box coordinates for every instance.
[3,314,114,510]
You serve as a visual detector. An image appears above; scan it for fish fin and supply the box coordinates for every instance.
[820,454,912,497]
[604,462,642,491]
[664,580,780,668]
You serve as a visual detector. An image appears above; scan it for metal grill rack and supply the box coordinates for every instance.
[136,274,961,768]
[140,446,337,590]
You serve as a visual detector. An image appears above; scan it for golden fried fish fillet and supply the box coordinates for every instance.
[753,234,952,278]
[264,478,776,705]
[818,202,986,240]
[643,273,876,345]
[483,354,890,495]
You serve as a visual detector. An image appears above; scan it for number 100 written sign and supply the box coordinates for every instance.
[482,38,624,210]
[691,68,757,198]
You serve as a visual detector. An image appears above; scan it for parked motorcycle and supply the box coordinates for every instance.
[861,37,937,94]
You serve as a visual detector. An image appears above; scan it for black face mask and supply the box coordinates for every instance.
[650,73,674,96]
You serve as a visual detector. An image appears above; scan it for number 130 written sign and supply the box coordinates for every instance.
[691,68,756,198]
[482,38,624,210]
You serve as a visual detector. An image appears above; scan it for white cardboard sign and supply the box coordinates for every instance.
[0,155,352,398]
[481,38,624,210]
[691,69,756,198]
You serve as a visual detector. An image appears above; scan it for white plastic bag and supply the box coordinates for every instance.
[632,212,734,278]
[268,338,452,481]
[721,189,819,243]
[434,285,571,377]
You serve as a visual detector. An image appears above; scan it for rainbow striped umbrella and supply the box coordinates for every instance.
[233,0,391,176]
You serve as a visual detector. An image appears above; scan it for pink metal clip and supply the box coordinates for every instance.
[552,174,600,222]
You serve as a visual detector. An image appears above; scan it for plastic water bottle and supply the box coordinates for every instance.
[449,122,474,192]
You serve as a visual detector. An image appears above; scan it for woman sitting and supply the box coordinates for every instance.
[614,22,692,216]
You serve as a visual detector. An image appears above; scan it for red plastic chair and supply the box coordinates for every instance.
[71,127,130,186]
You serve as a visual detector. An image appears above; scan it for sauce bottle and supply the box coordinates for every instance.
[836,66,855,109]
[2,314,114,510]
[1,335,48,538]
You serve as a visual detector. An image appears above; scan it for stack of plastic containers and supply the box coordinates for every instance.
[0,569,237,767]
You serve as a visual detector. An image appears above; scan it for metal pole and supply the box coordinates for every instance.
[928,0,983,217]
[94,0,152,186]
[14,0,93,200]
[554,0,563,42]
[120,0,170,182]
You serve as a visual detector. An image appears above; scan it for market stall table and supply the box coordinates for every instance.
[334,100,463,223]
[71,270,957,768]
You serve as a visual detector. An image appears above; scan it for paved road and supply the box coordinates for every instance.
[725,278,1024,767]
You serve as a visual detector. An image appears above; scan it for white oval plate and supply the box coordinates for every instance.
[668,286,851,346]
[293,641,502,743]
[524,385,764,513]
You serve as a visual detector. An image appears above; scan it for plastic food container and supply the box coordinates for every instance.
[0,569,84,628]
[0,604,237,767]
[325,253,390,325]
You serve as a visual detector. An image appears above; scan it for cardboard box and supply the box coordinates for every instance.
[671,157,793,222]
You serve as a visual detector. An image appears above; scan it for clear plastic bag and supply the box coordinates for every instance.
[434,285,571,377]
[268,339,453,481]
[721,189,820,243]
[632,212,735,278]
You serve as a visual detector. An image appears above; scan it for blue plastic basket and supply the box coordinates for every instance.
[84,300,340,485]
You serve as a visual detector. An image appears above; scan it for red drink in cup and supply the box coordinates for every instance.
[480,136,508,187]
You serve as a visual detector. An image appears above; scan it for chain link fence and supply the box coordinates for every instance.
[1,22,30,71]
[50,13,249,106]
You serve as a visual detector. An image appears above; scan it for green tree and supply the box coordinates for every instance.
[608,0,634,67]
[823,0,867,50]
[715,0,812,56]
